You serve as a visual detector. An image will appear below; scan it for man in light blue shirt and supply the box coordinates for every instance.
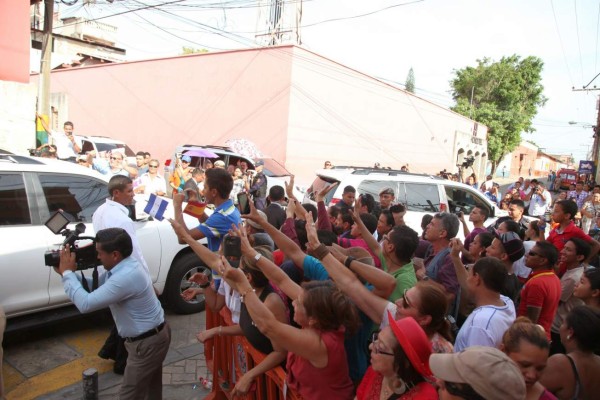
[57,228,170,400]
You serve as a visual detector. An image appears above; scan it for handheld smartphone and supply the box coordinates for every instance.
[223,234,242,268]
[237,192,251,214]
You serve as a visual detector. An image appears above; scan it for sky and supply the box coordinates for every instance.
[58,0,600,163]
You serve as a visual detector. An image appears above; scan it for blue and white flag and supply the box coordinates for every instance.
[144,193,168,221]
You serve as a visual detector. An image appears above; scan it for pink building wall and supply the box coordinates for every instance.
[35,45,487,184]
[0,1,30,83]
[39,47,294,167]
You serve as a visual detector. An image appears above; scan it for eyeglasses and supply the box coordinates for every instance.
[401,288,412,309]
[528,250,545,258]
[149,165,159,168]
[110,157,122,161]
[371,332,394,356]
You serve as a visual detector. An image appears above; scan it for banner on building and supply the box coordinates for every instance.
[578,160,595,175]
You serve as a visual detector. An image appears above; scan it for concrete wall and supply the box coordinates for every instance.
[286,47,487,183]
[0,81,37,154]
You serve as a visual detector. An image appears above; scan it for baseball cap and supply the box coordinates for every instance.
[255,160,265,167]
[245,210,268,230]
[495,231,525,262]
[387,313,433,379]
[430,346,526,400]
[181,155,192,163]
[379,187,395,196]
[214,160,226,168]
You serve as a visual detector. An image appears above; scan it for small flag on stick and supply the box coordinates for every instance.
[144,193,168,221]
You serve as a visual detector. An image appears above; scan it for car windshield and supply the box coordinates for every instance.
[96,143,135,157]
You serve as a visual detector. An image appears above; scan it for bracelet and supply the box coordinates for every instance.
[199,282,210,289]
[344,256,355,269]
[309,243,330,260]
[240,287,255,303]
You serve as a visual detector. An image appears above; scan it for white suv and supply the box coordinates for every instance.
[0,154,209,322]
[303,166,504,239]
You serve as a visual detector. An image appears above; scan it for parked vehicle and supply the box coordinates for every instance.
[166,145,304,199]
[76,135,137,166]
[0,153,209,322]
[555,168,578,190]
[303,166,504,239]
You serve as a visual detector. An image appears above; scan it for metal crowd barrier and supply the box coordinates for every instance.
[203,306,301,400]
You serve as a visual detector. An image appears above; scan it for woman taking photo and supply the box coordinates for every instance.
[539,306,600,399]
[169,220,288,397]
[219,223,359,399]
[356,316,437,399]
[502,317,557,400]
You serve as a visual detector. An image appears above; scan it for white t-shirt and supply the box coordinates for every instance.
[217,280,241,324]
[454,295,516,352]
[528,189,551,217]
[51,130,81,159]
[513,241,535,280]
[138,173,167,196]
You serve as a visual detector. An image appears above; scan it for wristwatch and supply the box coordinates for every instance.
[254,253,262,262]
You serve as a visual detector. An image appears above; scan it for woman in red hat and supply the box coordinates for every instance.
[356,314,437,399]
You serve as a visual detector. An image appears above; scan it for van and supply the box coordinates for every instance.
[555,168,578,190]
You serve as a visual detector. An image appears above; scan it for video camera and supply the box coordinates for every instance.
[458,156,475,169]
[44,211,98,271]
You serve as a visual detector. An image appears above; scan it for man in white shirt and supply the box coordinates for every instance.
[452,257,516,352]
[93,175,151,373]
[37,115,82,162]
[134,159,167,197]
[526,180,551,218]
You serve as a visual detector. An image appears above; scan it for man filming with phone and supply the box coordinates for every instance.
[56,228,170,400]
[525,179,551,219]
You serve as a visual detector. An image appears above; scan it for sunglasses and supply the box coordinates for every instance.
[371,332,394,356]
[149,164,159,168]
[110,157,122,161]
[528,250,545,258]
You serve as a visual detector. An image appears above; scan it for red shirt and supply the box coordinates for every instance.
[547,221,592,276]
[517,269,561,339]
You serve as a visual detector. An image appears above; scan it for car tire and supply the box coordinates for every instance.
[166,252,210,314]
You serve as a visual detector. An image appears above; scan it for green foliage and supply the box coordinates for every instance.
[181,47,209,55]
[405,67,415,93]
[450,55,547,173]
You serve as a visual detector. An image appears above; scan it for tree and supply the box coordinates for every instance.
[450,55,547,174]
[181,47,209,55]
[405,67,415,93]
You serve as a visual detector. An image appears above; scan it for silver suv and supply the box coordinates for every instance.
[0,154,209,322]
[303,166,504,239]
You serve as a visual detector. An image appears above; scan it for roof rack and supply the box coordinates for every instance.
[331,165,440,179]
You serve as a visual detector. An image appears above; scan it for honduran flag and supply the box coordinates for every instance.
[144,193,169,221]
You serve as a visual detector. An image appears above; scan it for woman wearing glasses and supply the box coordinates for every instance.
[356,316,437,399]
[303,213,454,354]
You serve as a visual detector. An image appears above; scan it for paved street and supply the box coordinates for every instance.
[3,309,210,400]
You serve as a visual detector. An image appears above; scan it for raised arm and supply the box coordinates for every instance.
[168,217,217,268]
[219,256,328,367]
[304,213,389,324]
[351,197,381,256]
[246,200,306,270]
[449,238,469,290]
[231,222,302,301]
[316,182,338,231]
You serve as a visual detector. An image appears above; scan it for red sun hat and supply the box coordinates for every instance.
[386,312,433,379]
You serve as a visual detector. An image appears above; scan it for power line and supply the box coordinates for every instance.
[574,0,585,83]
[550,0,575,87]
[302,0,423,28]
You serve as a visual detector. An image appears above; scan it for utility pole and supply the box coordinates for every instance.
[36,0,54,145]
[595,95,600,183]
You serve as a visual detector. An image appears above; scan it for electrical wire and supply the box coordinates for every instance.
[574,0,585,83]
[550,0,575,87]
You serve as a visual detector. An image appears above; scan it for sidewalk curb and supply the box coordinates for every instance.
[38,344,204,400]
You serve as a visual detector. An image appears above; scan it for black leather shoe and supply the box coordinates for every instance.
[98,348,115,360]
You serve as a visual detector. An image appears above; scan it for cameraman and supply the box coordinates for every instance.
[56,228,170,400]
[525,179,551,219]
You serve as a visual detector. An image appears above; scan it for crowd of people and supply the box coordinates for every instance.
[160,165,599,399]
[23,123,600,399]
